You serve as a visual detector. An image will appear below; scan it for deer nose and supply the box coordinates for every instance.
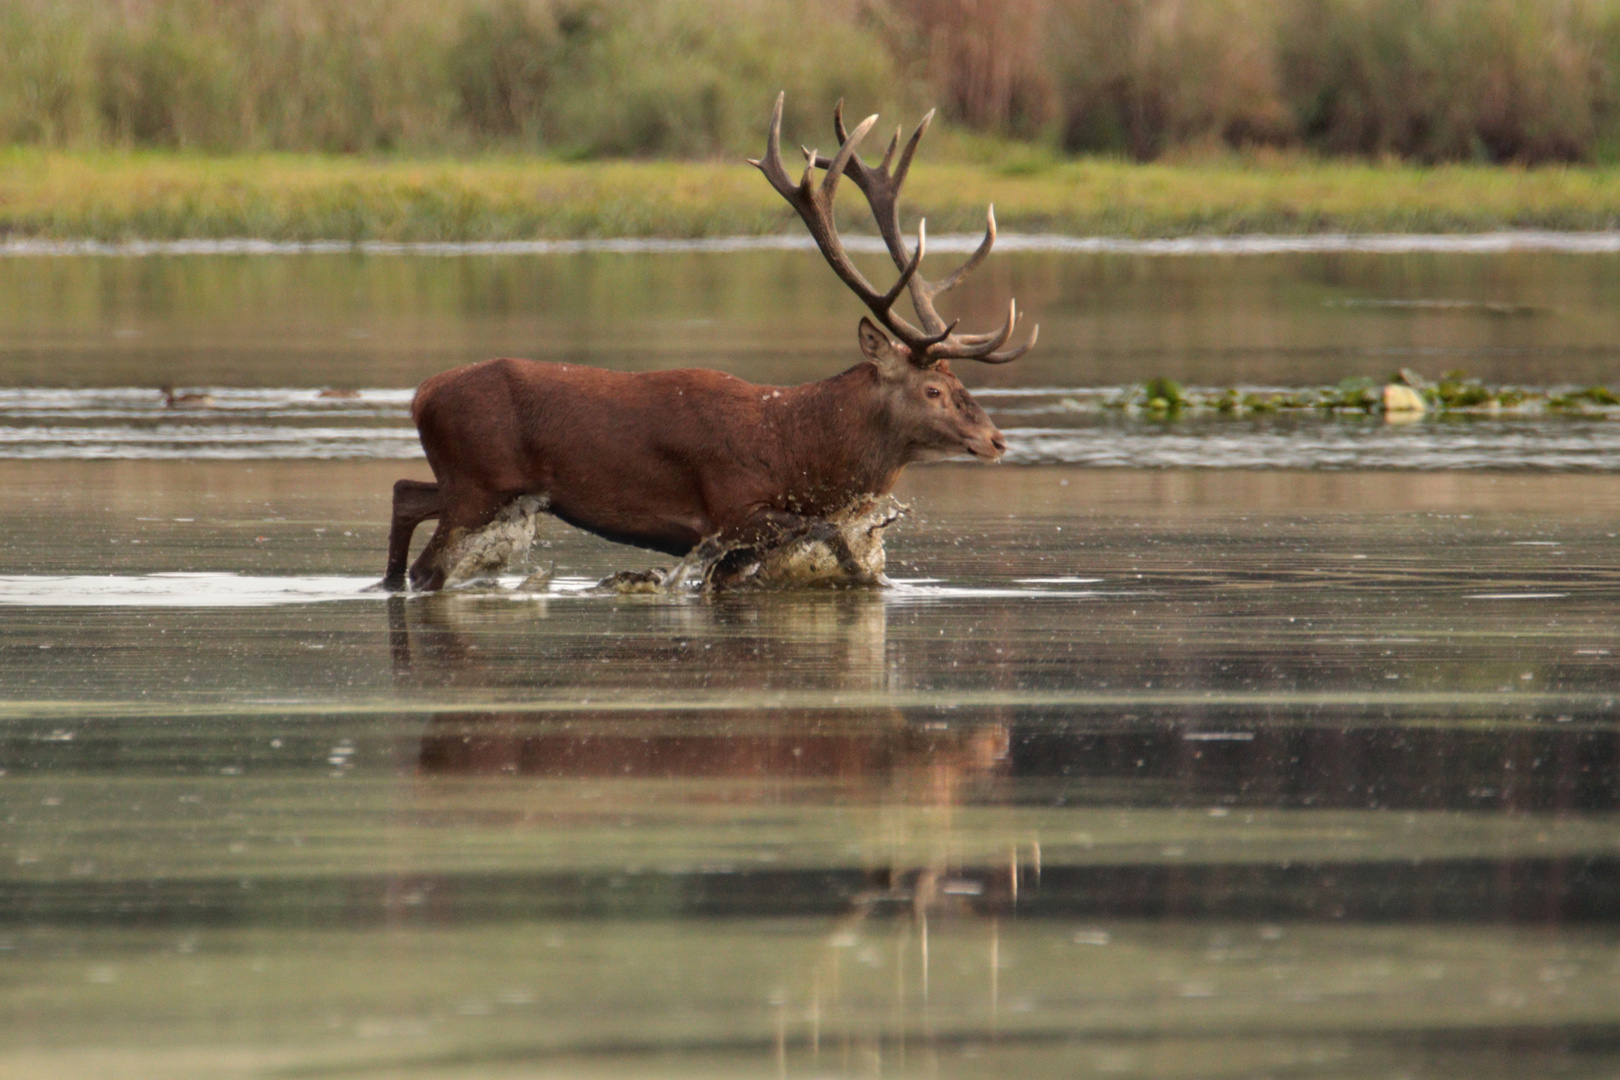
[990,433,1007,455]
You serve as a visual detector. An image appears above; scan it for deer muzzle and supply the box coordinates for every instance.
[966,428,1008,461]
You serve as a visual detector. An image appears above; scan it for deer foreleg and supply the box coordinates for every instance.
[405,487,520,593]
[685,508,861,590]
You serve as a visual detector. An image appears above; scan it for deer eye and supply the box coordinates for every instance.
[925,386,942,399]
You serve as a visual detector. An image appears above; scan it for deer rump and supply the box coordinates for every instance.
[383,94,1036,593]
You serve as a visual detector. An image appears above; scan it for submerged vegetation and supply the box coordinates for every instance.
[2,0,1620,165]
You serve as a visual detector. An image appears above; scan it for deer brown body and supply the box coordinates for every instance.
[383,95,1036,591]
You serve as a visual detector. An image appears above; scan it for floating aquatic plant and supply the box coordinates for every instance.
[1142,376,1186,414]
[1099,371,1619,419]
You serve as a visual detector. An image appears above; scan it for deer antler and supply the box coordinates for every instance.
[750,93,941,357]
[812,99,1038,366]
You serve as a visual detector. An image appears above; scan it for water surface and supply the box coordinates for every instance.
[3,385,1619,470]
[2,247,1619,1078]
[3,246,1618,390]
[3,461,1619,1078]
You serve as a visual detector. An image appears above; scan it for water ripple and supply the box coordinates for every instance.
[1004,420,1620,470]
[1,387,1616,468]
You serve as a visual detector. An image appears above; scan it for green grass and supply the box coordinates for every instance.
[4,149,1619,242]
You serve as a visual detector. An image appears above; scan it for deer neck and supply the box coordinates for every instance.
[778,363,912,505]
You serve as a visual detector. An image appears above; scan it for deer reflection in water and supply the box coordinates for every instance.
[386,589,1037,1018]
[388,590,1017,814]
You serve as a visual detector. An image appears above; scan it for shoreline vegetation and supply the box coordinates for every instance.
[5,0,1620,167]
[4,151,1620,243]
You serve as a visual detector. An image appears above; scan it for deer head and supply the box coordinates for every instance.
[855,316,1007,462]
[750,93,1038,370]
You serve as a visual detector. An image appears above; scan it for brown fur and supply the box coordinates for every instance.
[382,319,1005,591]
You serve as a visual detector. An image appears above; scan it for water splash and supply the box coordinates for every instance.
[593,496,906,594]
[438,496,550,588]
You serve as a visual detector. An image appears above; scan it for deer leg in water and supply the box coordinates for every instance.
[405,488,513,592]
[672,508,863,589]
[381,480,441,591]
[722,503,900,586]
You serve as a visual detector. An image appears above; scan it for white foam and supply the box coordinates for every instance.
[0,573,383,607]
[438,496,549,587]
[597,495,906,593]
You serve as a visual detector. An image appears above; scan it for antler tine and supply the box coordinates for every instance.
[821,112,878,207]
[799,148,818,192]
[833,100,901,176]
[877,218,927,312]
[879,128,901,173]
[976,323,1040,364]
[944,288,1021,345]
[928,205,997,299]
[891,108,934,189]
[961,323,1041,362]
[932,299,1016,360]
[916,318,959,351]
[748,92,795,196]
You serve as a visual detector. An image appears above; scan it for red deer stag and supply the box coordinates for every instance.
[382,94,1037,591]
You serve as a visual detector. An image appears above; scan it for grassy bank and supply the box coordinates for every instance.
[4,150,1619,242]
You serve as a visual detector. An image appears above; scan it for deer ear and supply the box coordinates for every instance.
[857,317,910,375]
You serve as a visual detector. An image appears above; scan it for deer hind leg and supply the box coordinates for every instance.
[381,479,441,591]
